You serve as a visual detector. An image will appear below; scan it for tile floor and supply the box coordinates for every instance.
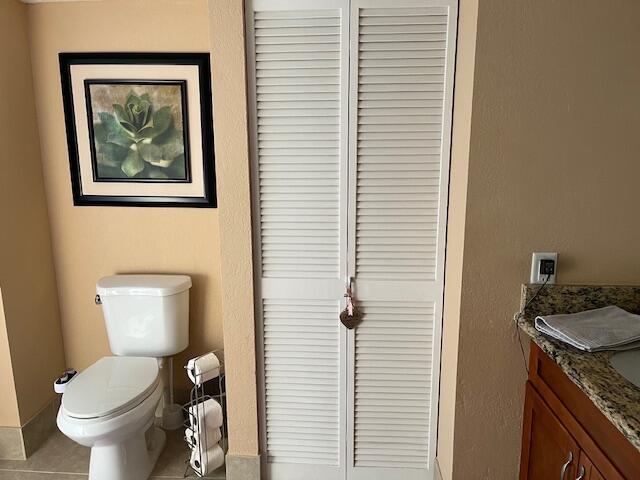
[0,429,225,480]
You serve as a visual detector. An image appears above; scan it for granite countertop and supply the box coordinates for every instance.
[518,284,640,452]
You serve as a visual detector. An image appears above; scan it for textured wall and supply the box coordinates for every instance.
[0,0,66,427]
[207,0,260,457]
[27,0,259,457]
[449,0,640,478]
[27,0,223,391]
[0,292,19,428]
[436,0,478,477]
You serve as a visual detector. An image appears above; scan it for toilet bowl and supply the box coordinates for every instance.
[57,275,192,480]
[57,356,166,480]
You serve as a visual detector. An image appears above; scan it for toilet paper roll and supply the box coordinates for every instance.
[188,398,223,432]
[190,443,224,475]
[187,353,220,385]
[185,426,222,449]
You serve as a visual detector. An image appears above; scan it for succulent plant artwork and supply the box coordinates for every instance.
[89,84,188,181]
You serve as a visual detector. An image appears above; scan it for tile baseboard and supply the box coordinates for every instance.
[225,453,261,480]
[0,396,60,460]
[0,428,26,461]
[22,396,60,458]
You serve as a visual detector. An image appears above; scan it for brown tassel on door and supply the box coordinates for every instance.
[340,282,363,329]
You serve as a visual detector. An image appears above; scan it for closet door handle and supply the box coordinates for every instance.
[575,465,585,480]
[340,277,363,329]
[560,451,573,480]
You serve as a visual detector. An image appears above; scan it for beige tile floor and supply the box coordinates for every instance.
[0,429,225,480]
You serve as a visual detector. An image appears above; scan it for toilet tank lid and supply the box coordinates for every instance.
[97,274,192,297]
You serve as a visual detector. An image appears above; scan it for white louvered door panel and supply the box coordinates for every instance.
[347,1,457,479]
[262,299,341,466]
[246,1,349,479]
[248,0,457,478]
[353,301,435,469]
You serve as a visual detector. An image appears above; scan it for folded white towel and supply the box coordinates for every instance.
[187,352,220,385]
[189,398,223,432]
[535,305,640,352]
[185,426,222,449]
[190,443,224,475]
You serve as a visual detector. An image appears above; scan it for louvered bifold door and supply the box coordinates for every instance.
[346,1,458,479]
[246,1,350,479]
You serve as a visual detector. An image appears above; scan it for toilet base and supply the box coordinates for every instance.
[88,426,166,480]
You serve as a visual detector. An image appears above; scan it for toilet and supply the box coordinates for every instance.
[57,274,192,480]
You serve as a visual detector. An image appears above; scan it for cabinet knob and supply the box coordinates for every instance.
[560,451,573,480]
[575,465,586,480]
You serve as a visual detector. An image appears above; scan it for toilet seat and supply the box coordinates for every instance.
[62,356,160,419]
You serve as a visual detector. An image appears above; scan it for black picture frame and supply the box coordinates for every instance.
[59,52,217,208]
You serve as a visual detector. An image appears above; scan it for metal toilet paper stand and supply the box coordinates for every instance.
[182,350,226,478]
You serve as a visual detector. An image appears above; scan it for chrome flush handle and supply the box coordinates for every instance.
[560,451,573,480]
[575,465,586,480]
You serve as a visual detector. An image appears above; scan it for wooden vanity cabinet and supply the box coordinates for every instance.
[577,452,605,480]
[520,343,639,480]
[520,383,578,480]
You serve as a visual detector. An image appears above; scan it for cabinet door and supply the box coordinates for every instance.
[520,383,579,480]
[576,451,605,480]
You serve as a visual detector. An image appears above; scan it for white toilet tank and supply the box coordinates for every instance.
[96,274,191,357]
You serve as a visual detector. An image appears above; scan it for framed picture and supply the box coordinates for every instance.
[59,53,216,207]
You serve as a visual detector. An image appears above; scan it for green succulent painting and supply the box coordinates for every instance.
[88,83,188,181]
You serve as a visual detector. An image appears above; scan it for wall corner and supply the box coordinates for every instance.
[208,0,260,458]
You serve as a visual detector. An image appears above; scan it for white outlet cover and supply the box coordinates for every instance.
[530,252,558,284]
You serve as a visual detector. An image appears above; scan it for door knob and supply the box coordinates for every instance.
[575,465,585,480]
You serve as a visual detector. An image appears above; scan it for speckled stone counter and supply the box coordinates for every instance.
[518,284,640,452]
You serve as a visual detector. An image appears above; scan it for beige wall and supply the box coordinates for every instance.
[0,291,20,427]
[436,0,478,477]
[447,0,640,478]
[206,0,260,457]
[14,0,640,474]
[0,0,66,427]
[13,0,640,473]
[27,0,223,391]
[26,0,259,458]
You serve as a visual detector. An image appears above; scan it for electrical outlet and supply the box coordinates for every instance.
[530,252,558,284]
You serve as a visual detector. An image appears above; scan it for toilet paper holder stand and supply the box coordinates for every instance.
[182,350,226,478]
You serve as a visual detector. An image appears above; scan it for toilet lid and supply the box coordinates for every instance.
[62,357,160,419]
